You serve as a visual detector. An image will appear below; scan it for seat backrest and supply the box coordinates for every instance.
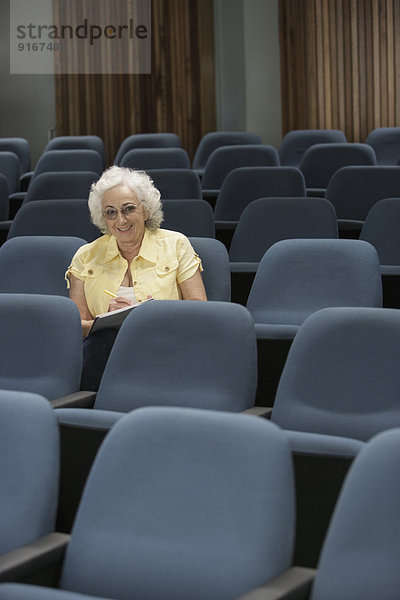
[299,143,377,188]
[0,173,9,220]
[61,406,295,600]
[114,133,181,165]
[162,199,215,237]
[0,294,82,399]
[272,307,400,440]
[0,390,59,555]
[279,129,347,166]
[192,131,263,170]
[44,136,105,166]
[359,197,400,264]
[365,126,400,165]
[0,151,20,194]
[229,197,338,262]
[24,171,98,203]
[34,150,103,178]
[189,237,231,301]
[311,428,400,600]
[8,199,101,242]
[0,137,30,174]
[246,239,382,325]
[325,165,400,220]
[147,168,201,199]
[201,144,279,190]
[214,166,306,221]
[0,236,87,295]
[120,147,190,170]
[95,300,256,412]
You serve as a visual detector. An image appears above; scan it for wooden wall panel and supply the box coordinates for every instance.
[54,0,216,165]
[280,0,400,142]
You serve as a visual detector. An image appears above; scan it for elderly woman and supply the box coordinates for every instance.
[66,165,207,389]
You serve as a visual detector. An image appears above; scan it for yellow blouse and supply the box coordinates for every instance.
[65,228,202,317]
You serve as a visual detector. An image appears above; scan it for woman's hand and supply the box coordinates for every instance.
[108,296,133,311]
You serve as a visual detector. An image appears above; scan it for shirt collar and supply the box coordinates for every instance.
[103,229,157,264]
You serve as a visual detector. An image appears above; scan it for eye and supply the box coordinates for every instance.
[123,205,137,215]
[103,208,118,219]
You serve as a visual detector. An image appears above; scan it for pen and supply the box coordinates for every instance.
[104,289,117,298]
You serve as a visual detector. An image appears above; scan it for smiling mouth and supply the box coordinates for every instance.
[117,225,133,232]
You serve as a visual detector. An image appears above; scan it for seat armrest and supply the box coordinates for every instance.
[242,406,273,418]
[236,566,316,600]
[202,188,219,197]
[8,192,27,203]
[215,220,239,229]
[0,220,12,231]
[19,171,33,191]
[0,532,70,583]
[50,391,97,409]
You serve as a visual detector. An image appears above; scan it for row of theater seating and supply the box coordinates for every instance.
[1,301,400,598]
[1,193,400,308]
[3,125,400,186]
[2,127,400,214]
[1,160,400,238]
[2,159,400,251]
[0,234,388,402]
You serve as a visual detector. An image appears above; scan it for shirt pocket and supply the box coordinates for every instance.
[81,265,104,279]
[156,258,179,278]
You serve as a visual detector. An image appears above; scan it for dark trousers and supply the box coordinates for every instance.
[80,328,119,391]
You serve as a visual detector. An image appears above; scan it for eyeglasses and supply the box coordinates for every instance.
[102,204,141,220]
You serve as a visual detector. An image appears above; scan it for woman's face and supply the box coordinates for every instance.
[102,184,148,246]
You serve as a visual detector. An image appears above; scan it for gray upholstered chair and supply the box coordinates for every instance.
[309,428,400,600]
[0,391,60,556]
[365,126,400,164]
[214,166,306,247]
[161,199,215,237]
[53,300,258,530]
[299,142,376,196]
[44,136,105,169]
[0,294,82,400]
[147,168,201,199]
[7,200,100,242]
[360,197,400,308]
[229,197,338,304]
[0,236,86,296]
[269,306,400,568]
[0,406,296,599]
[189,237,230,301]
[247,238,382,407]
[120,147,190,170]
[279,129,347,166]
[201,144,280,197]
[192,130,262,176]
[324,165,400,237]
[0,137,30,175]
[34,150,103,177]
[114,133,181,165]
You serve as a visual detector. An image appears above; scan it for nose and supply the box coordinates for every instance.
[116,209,128,223]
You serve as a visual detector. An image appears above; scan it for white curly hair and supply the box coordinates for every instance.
[88,166,164,234]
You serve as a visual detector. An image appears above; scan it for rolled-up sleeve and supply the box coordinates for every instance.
[65,249,86,289]
[176,236,203,285]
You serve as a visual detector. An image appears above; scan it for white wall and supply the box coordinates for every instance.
[0,0,56,166]
[243,0,282,148]
[214,0,282,147]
